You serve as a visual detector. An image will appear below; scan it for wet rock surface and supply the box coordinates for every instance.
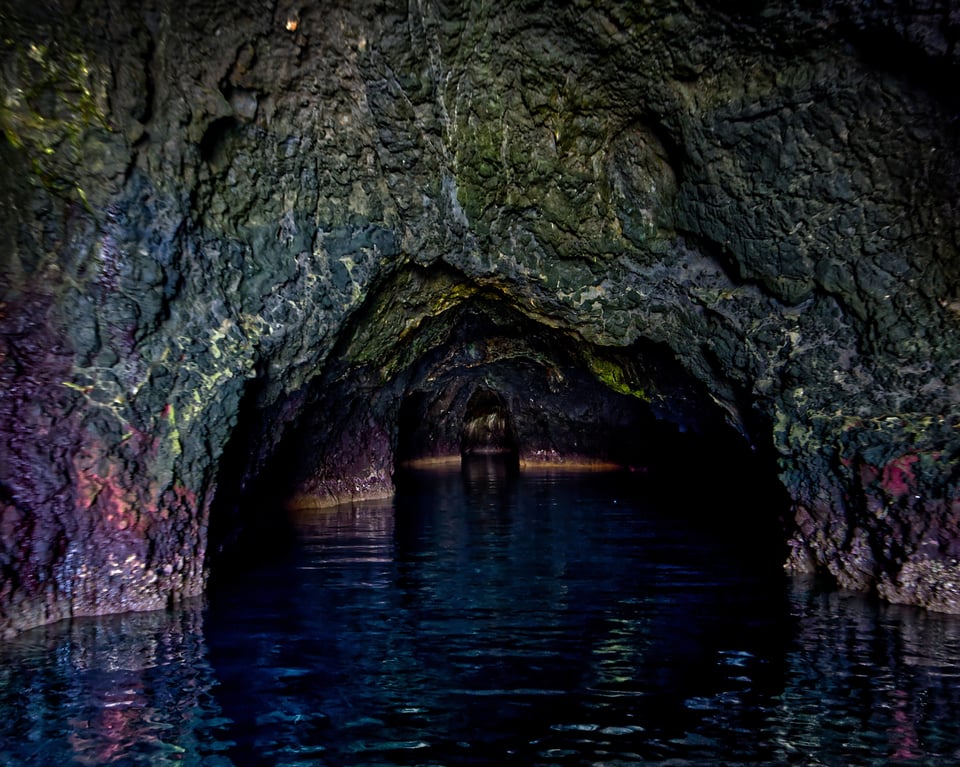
[0,0,958,633]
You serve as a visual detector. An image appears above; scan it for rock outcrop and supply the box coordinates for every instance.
[1,0,958,635]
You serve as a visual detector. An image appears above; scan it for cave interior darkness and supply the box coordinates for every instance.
[207,263,790,578]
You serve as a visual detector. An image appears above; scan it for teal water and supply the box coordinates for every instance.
[2,461,960,765]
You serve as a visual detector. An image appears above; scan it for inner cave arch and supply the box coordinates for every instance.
[459,387,518,459]
[205,264,790,577]
[398,385,521,464]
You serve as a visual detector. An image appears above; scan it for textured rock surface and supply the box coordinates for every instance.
[0,0,958,633]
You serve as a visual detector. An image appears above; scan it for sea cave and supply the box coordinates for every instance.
[0,0,959,641]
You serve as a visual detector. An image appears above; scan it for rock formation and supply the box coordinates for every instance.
[1,0,958,635]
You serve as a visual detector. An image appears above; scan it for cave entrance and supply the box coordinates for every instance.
[460,388,519,460]
[206,266,789,582]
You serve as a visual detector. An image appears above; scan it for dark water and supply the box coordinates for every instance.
[3,463,960,766]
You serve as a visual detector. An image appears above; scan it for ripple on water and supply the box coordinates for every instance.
[2,471,960,765]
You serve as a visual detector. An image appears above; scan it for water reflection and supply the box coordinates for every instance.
[1,470,960,765]
[0,601,231,765]
[770,581,960,764]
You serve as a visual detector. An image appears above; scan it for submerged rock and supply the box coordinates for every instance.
[0,0,958,633]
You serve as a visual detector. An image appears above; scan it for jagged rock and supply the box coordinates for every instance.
[0,0,958,635]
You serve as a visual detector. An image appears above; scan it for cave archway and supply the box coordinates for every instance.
[460,387,519,459]
[206,264,790,580]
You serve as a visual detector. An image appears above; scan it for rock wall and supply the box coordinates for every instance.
[0,0,958,634]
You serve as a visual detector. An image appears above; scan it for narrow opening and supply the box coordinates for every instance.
[199,116,238,165]
[460,387,519,460]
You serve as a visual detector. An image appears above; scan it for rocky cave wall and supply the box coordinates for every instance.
[0,0,959,635]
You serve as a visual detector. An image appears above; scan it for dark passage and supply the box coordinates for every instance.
[459,387,518,459]
[206,269,780,575]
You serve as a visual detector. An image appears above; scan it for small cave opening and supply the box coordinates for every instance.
[459,388,519,460]
[198,115,239,166]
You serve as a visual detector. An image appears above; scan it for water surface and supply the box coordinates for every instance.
[2,462,960,765]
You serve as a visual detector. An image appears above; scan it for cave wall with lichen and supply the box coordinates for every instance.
[0,0,958,635]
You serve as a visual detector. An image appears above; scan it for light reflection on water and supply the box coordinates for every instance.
[0,605,231,765]
[1,463,960,765]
